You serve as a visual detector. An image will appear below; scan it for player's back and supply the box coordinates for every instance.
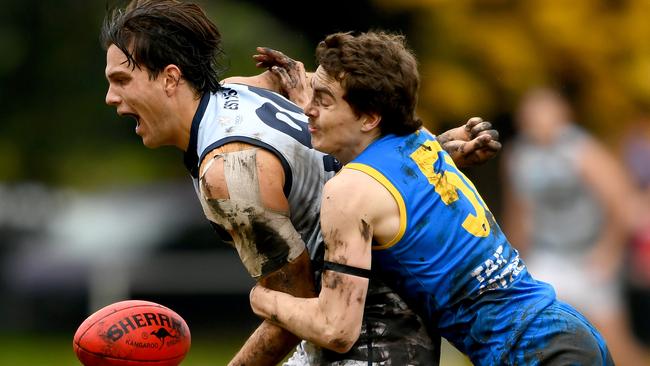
[345,129,558,364]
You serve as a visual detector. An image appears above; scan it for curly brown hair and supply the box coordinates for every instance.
[315,31,422,135]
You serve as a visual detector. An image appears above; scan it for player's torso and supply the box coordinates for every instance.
[507,125,603,255]
[186,84,337,253]
[346,130,555,362]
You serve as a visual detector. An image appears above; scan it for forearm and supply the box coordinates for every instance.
[251,286,357,353]
[228,320,299,366]
[221,71,279,91]
[592,220,626,263]
[230,251,316,364]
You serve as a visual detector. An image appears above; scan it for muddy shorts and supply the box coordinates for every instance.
[284,277,440,366]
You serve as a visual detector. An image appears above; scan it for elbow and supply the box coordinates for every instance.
[320,323,361,353]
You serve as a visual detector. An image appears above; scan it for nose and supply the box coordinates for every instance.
[304,99,317,119]
[105,85,121,106]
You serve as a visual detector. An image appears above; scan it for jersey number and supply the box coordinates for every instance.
[250,86,340,173]
[409,140,490,237]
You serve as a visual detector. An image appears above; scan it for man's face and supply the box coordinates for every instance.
[305,66,365,162]
[105,45,172,148]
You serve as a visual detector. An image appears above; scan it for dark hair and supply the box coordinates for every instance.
[100,0,224,95]
[315,31,422,135]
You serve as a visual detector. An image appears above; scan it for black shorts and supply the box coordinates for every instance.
[320,277,440,365]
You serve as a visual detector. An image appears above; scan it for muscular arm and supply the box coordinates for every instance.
[250,170,395,353]
[199,142,316,365]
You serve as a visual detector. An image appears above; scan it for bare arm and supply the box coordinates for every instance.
[221,70,281,91]
[499,145,533,255]
[200,143,316,366]
[579,138,637,280]
[250,171,374,353]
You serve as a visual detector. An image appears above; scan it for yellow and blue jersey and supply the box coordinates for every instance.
[346,130,612,365]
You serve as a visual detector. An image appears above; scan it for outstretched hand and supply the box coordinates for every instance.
[254,47,311,109]
[437,117,502,167]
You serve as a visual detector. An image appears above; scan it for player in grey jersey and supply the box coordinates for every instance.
[101,1,500,364]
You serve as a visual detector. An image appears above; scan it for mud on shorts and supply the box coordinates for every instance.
[284,277,440,366]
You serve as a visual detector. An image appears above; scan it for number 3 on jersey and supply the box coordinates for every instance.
[410,140,490,237]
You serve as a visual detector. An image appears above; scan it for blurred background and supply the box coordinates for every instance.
[1,0,650,364]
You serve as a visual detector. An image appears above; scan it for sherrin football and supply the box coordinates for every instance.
[73,300,191,366]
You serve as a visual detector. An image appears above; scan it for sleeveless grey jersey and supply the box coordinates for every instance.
[506,124,603,255]
[183,83,338,255]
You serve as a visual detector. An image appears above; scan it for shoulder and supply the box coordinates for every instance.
[322,168,388,211]
[200,143,285,187]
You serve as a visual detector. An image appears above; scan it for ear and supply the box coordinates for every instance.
[360,112,381,132]
[162,64,182,96]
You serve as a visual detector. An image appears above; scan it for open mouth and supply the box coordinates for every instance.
[121,112,141,132]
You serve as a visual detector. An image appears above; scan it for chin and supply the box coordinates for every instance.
[141,138,161,149]
[311,141,328,154]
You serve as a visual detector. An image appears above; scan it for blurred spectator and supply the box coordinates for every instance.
[501,87,646,366]
[620,116,650,361]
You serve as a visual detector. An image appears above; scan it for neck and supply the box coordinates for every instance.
[337,130,382,165]
[176,89,202,152]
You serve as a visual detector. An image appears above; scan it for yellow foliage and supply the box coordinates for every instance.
[373,0,650,138]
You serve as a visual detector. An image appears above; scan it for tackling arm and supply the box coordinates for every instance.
[250,171,373,353]
[198,142,316,366]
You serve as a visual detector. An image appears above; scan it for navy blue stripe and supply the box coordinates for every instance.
[184,91,211,178]
[198,137,292,198]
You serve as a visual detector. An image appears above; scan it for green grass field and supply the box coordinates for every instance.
[0,333,472,365]
[0,332,248,366]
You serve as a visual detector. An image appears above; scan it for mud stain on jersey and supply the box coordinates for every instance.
[401,164,418,180]
[249,217,291,275]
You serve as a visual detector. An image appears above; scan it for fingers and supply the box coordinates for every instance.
[475,127,499,141]
[461,134,502,155]
[461,134,490,153]
[485,139,502,152]
[254,47,300,70]
[468,120,499,142]
[270,65,292,86]
[464,117,483,131]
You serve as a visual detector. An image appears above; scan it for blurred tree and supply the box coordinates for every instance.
[373,0,650,144]
[3,0,649,189]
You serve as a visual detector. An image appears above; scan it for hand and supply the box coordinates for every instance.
[253,47,311,109]
[249,284,272,319]
[438,117,502,167]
